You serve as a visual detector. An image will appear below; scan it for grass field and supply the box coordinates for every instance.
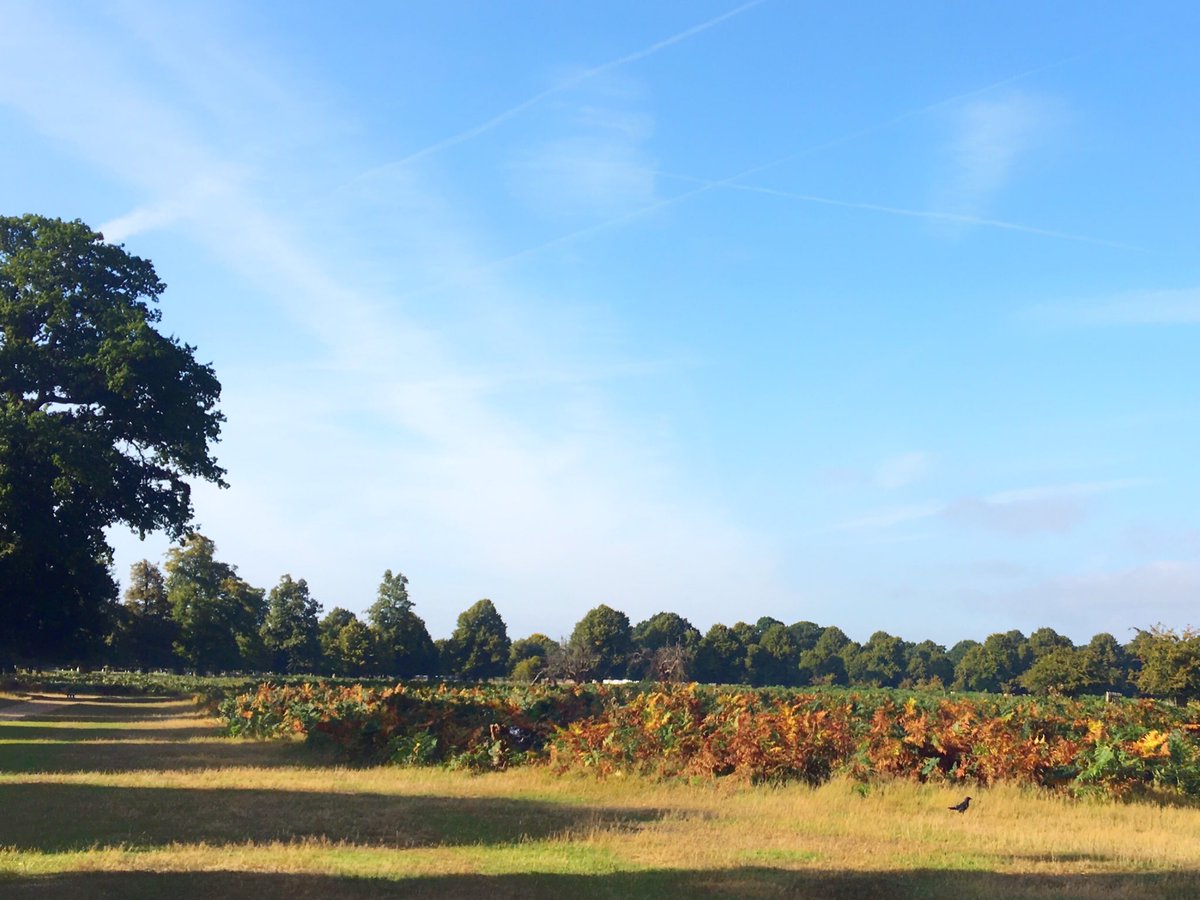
[2,695,1199,898]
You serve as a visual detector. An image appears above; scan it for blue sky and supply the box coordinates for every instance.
[3,1,1198,646]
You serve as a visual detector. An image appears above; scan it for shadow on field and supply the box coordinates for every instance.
[0,722,216,741]
[0,782,666,852]
[18,694,181,705]
[20,697,200,721]
[4,867,1200,900]
[0,737,313,773]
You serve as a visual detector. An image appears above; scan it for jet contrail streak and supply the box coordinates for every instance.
[366,0,766,172]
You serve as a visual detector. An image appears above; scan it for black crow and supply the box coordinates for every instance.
[948,796,972,813]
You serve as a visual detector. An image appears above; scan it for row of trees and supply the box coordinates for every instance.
[95,539,1200,701]
[3,218,1195,702]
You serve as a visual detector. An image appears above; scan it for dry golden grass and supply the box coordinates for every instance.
[1,695,1199,898]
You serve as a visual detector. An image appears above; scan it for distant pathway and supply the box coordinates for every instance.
[0,696,77,720]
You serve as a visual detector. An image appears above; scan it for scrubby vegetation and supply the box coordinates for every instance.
[217,680,1200,800]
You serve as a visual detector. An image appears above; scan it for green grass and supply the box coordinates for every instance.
[2,694,1200,898]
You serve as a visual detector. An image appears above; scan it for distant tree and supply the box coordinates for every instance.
[629,612,701,679]
[432,638,453,677]
[114,559,178,670]
[261,575,322,673]
[565,604,632,680]
[644,643,696,682]
[1019,646,1088,696]
[746,623,800,686]
[947,639,980,666]
[509,632,558,678]
[366,570,436,677]
[165,534,265,673]
[799,626,854,686]
[1130,626,1200,703]
[632,612,701,653]
[121,561,178,672]
[1027,627,1074,660]
[754,616,785,638]
[787,621,823,655]
[0,215,224,665]
[543,635,598,682]
[903,640,955,688]
[334,619,374,676]
[954,630,1031,693]
[1081,633,1130,695]
[730,621,758,650]
[693,624,748,684]
[318,607,372,676]
[847,631,910,688]
[952,644,998,692]
[511,656,544,682]
[445,599,511,680]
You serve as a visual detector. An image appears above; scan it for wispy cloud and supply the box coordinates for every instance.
[937,92,1059,217]
[875,451,934,490]
[654,175,1132,249]
[1027,287,1200,326]
[833,478,1147,535]
[1004,560,1200,632]
[363,0,765,172]
[508,79,658,219]
[0,2,785,638]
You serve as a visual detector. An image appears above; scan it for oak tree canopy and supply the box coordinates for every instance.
[0,215,224,663]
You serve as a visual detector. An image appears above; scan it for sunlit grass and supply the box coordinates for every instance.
[2,697,1200,897]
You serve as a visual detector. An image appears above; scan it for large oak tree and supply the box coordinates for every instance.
[0,216,224,663]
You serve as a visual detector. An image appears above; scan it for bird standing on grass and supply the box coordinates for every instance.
[949,796,972,813]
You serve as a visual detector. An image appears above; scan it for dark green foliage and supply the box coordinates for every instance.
[1020,646,1088,695]
[954,630,1031,693]
[946,639,979,666]
[113,560,178,670]
[318,608,374,676]
[693,623,748,684]
[1131,626,1200,703]
[165,534,265,674]
[629,612,701,680]
[1082,633,1130,695]
[566,604,632,680]
[261,575,322,674]
[799,626,854,686]
[632,612,701,653]
[787,621,823,654]
[1028,627,1074,659]
[366,570,436,677]
[847,631,910,688]
[904,640,955,688]
[508,633,558,682]
[0,215,224,664]
[746,623,800,687]
[446,599,511,680]
[753,616,784,637]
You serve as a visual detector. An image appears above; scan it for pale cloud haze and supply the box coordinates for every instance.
[7,0,1200,646]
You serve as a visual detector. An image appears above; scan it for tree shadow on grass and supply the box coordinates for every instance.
[4,867,1200,900]
[0,782,666,852]
[0,723,217,741]
[21,697,201,722]
[0,737,315,773]
[18,694,184,705]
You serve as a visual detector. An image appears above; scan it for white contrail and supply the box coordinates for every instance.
[367,0,766,172]
[394,48,1121,300]
[659,173,1139,249]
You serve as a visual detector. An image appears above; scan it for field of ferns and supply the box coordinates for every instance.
[221,681,1200,798]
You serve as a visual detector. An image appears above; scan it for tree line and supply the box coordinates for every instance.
[56,534,1200,703]
[3,216,1197,702]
